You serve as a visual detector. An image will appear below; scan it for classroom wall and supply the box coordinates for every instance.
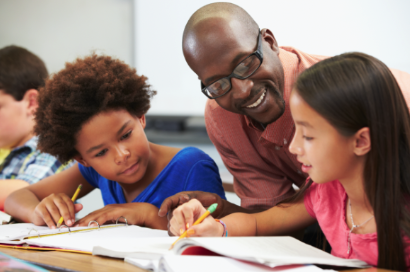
[0,0,134,74]
[1,0,409,116]
[135,0,410,115]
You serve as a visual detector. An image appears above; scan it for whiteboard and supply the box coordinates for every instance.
[134,0,410,116]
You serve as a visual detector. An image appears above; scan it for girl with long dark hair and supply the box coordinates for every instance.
[169,52,410,270]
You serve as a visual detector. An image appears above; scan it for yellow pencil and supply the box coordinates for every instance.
[56,184,82,228]
[169,203,218,250]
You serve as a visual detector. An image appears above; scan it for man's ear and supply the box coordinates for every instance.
[139,114,146,129]
[353,127,371,156]
[261,28,279,53]
[22,89,39,116]
[73,155,90,167]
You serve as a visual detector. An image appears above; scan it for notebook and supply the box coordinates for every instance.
[0,222,169,253]
[126,255,336,272]
[93,236,369,269]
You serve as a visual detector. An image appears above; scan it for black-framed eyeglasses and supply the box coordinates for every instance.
[201,30,263,99]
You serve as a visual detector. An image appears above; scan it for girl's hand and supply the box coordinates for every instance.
[74,203,168,230]
[169,199,224,237]
[31,193,83,229]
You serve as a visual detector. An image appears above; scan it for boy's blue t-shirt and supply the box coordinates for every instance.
[78,147,226,208]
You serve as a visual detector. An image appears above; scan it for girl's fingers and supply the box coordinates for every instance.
[53,197,72,226]
[74,203,83,213]
[61,194,76,224]
[37,207,56,229]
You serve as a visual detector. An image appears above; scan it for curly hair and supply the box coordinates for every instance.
[35,54,156,163]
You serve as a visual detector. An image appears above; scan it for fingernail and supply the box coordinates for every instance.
[186,223,189,229]
[183,195,189,200]
[67,220,72,225]
[180,228,184,235]
[187,229,195,235]
[51,226,55,229]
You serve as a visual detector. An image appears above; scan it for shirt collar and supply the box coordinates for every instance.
[11,136,38,154]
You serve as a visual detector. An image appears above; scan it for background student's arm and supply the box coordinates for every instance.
[0,179,29,210]
[4,163,94,228]
[169,198,315,237]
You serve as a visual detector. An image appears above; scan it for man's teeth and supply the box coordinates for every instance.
[246,90,266,108]
[303,164,312,167]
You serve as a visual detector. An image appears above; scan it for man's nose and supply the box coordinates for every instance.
[230,77,253,100]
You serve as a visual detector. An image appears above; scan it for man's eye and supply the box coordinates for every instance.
[121,131,132,140]
[95,149,107,157]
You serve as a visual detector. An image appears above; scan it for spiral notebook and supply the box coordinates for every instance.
[0,220,168,254]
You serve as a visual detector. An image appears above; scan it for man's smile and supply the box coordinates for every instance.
[245,88,267,108]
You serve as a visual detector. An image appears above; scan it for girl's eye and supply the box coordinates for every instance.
[121,130,132,140]
[95,149,107,157]
[303,135,313,141]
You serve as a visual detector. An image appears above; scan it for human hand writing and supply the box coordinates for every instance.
[31,193,83,229]
[169,199,223,237]
[158,191,225,235]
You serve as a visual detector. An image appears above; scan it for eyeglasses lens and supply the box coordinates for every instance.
[206,54,260,98]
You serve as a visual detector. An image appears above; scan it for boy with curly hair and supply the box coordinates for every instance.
[5,54,226,230]
[0,45,72,210]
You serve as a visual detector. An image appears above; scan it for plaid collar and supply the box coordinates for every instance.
[10,136,38,155]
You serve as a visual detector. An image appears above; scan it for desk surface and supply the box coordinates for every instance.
[0,247,396,272]
[0,247,147,272]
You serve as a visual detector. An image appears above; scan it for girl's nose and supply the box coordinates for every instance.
[114,145,130,165]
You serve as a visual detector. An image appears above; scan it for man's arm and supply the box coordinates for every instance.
[0,179,29,210]
[158,191,264,220]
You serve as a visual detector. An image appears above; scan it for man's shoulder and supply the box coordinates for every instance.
[279,46,328,69]
[205,99,243,124]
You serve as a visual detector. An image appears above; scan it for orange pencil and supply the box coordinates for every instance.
[169,203,218,250]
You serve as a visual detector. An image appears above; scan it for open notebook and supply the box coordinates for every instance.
[0,224,368,269]
[0,222,168,253]
[93,236,369,269]
[126,255,337,272]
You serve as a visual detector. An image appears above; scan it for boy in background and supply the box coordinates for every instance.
[0,45,71,210]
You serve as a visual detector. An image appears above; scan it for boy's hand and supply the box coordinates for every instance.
[74,203,168,230]
[169,199,224,237]
[31,193,83,229]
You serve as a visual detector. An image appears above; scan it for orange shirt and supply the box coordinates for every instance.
[205,47,410,210]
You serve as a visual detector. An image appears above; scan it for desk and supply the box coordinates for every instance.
[0,247,395,272]
[0,247,147,272]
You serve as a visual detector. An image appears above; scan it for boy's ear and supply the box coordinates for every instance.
[353,127,371,156]
[139,115,146,129]
[73,155,90,167]
[22,89,39,116]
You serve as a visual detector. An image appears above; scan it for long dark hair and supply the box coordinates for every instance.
[288,52,410,270]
